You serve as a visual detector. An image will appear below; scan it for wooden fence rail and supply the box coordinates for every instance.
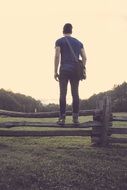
[0,109,101,118]
[0,95,127,146]
[113,116,127,122]
[0,130,92,137]
[0,121,101,128]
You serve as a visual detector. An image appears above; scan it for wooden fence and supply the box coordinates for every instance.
[0,96,127,146]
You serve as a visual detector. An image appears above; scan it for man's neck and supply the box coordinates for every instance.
[64,33,72,37]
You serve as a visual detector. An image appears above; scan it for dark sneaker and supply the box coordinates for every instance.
[57,118,65,125]
[73,118,80,125]
[72,113,79,125]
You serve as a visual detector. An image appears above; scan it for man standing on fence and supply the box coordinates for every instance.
[54,23,87,125]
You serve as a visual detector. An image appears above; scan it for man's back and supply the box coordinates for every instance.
[55,36,83,66]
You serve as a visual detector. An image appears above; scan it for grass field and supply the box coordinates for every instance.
[0,114,127,190]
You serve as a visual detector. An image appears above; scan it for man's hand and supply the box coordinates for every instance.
[54,73,59,81]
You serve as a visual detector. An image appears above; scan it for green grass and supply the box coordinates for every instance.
[0,114,126,190]
[113,112,127,117]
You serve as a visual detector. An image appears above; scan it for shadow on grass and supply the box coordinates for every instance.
[0,143,9,149]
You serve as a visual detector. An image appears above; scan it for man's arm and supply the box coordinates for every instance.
[54,46,61,81]
[80,48,87,67]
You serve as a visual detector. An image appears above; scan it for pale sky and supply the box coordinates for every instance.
[0,0,127,104]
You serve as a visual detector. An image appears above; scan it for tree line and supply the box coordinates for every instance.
[0,82,127,112]
[80,81,127,112]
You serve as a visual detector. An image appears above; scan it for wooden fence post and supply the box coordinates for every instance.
[100,95,112,146]
[91,95,112,146]
[91,99,104,146]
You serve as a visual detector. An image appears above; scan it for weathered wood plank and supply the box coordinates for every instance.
[91,99,104,145]
[109,137,127,144]
[113,116,127,122]
[0,121,102,128]
[0,130,91,137]
[100,96,111,146]
[0,109,101,118]
[110,127,127,134]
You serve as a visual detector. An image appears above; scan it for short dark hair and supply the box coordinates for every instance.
[63,23,73,34]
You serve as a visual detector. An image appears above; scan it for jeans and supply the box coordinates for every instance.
[59,70,80,117]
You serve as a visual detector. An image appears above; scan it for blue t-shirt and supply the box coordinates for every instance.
[55,36,84,72]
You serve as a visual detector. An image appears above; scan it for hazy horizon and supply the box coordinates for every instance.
[1,80,125,105]
[0,0,127,105]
